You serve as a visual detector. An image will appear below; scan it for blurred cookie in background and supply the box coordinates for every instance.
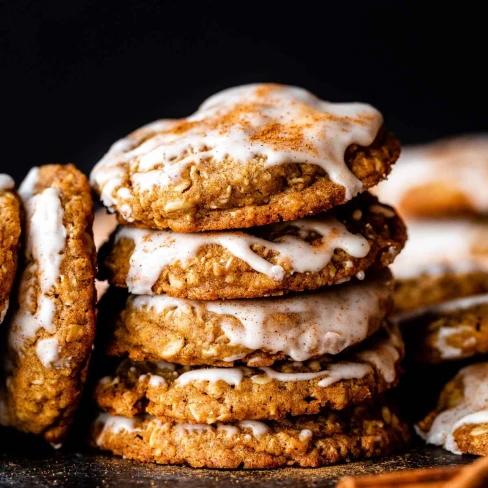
[376,134,488,219]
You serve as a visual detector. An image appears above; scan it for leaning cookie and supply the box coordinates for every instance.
[101,193,405,300]
[0,174,22,324]
[102,271,393,366]
[397,295,488,364]
[0,165,97,444]
[376,134,488,218]
[94,324,403,423]
[416,362,488,455]
[90,83,400,232]
[90,400,410,468]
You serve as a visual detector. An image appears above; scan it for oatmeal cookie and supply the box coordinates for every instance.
[0,165,97,444]
[417,362,488,455]
[90,84,400,232]
[0,175,21,324]
[394,268,488,313]
[90,400,410,468]
[391,218,488,312]
[398,295,488,364]
[101,271,393,366]
[100,193,405,299]
[376,135,488,218]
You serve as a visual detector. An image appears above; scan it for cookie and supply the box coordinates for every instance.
[394,268,488,314]
[90,400,410,468]
[100,193,405,300]
[417,362,488,455]
[0,165,97,444]
[0,175,22,324]
[397,295,488,364]
[376,135,488,218]
[391,219,488,312]
[94,324,403,423]
[90,83,400,232]
[102,271,393,366]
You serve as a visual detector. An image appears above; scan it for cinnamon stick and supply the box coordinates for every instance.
[443,456,488,488]
[336,457,488,488]
[336,465,461,487]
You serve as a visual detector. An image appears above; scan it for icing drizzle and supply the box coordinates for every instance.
[0,174,14,191]
[9,181,67,362]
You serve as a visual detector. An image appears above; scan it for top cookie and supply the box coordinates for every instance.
[90,83,400,232]
[0,164,97,445]
[0,175,21,324]
[376,134,488,219]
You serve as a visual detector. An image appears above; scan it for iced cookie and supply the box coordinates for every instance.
[94,324,403,423]
[417,362,488,455]
[394,268,488,314]
[376,134,488,218]
[100,193,406,300]
[90,400,410,468]
[0,174,21,324]
[0,165,97,444]
[398,295,488,364]
[101,271,393,366]
[391,219,488,312]
[90,83,400,232]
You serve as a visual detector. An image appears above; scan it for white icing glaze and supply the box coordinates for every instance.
[238,420,270,436]
[255,362,371,387]
[299,429,313,442]
[0,174,14,191]
[36,337,60,368]
[96,413,141,445]
[148,375,166,387]
[435,326,474,359]
[176,367,246,386]
[9,184,67,354]
[355,339,399,384]
[376,135,488,214]
[91,84,383,218]
[216,423,240,438]
[117,215,369,293]
[390,219,488,279]
[131,273,390,361]
[418,363,488,454]
[316,362,373,387]
[18,167,39,200]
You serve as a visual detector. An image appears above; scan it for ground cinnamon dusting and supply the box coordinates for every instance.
[249,123,316,154]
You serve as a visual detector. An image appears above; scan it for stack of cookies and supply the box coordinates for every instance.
[88,83,410,468]
[377,136,488,457]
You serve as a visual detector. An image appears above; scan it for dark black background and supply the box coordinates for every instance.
[1,0,486,184]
